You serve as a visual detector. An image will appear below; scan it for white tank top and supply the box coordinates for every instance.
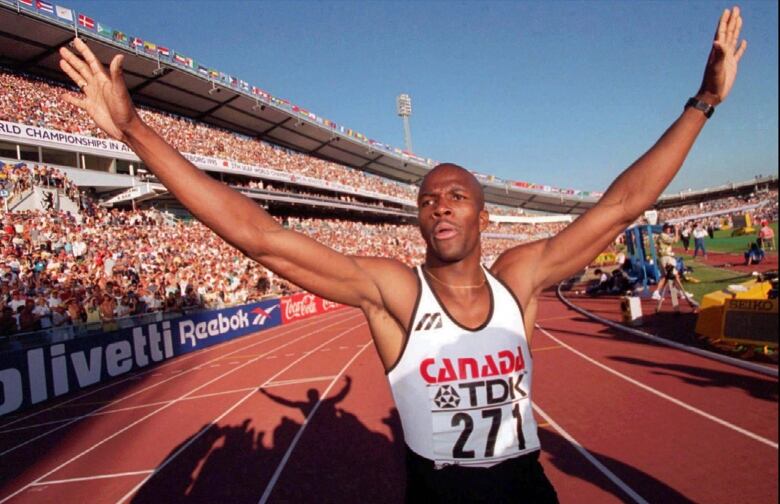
[387,265,540,469]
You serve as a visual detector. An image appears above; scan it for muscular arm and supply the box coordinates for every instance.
[58,39,417,313]
[495,7,747,296]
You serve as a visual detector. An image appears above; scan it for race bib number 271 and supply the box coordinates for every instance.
[428,372,530,467]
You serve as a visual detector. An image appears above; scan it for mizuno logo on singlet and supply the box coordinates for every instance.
[415,312,443,331]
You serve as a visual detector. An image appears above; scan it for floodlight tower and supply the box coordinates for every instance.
[396,93,414,153]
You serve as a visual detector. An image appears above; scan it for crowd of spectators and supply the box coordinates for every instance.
[485,221,568,239]
[0,69,418,203]
[1,163,81,205]
[2,69,777,339]
[0,198,558,336]
[0,206,292,336]
[657,191,778,224]
[231,179,405,212]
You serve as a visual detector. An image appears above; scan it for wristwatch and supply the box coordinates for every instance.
[685,97,715,119]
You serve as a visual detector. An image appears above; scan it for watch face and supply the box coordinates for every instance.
[686,98,713,118]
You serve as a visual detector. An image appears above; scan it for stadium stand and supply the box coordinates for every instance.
[0,61,776,343]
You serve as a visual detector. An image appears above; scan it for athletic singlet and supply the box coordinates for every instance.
[387,265,540,469]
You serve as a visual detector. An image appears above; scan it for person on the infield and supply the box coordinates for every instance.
[58,7,746,502]
[651,223,693,305]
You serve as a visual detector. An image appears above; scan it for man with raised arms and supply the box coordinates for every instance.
[59,7,745,502]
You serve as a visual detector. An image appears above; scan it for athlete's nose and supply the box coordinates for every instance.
[432,201,452,218]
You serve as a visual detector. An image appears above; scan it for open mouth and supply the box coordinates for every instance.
[433,223,457,240]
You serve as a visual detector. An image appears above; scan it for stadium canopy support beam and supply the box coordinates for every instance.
[129,68,173,95]
[310,138,338,155]
[19,40,71,71]
[359,155,385,170]
[257,117,294,139]
[195,94,240,121]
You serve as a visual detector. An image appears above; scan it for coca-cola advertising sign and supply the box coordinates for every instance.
[281,293,344,323]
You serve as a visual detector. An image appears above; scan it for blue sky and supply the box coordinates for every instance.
[58,0,777,193]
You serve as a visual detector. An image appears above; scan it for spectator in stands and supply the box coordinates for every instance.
[0,306,16,335]
[692,222,708,258]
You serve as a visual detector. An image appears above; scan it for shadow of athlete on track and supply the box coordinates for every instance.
[131,378,405,503]
[259,375,352,417]
[539,428,697,503]
[608,355,779,402]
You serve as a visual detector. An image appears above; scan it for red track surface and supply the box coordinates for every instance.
[1,294,777,503]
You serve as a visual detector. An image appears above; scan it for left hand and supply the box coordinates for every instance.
[697,6,748,106]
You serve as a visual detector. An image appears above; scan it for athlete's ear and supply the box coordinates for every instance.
[479,209,489,232]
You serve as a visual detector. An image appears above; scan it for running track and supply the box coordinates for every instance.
[0,292,776,503]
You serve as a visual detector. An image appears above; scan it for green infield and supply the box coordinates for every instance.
[680,259,755,301]
[677,222,778,254]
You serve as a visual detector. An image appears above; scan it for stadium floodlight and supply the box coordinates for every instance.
[396,93,414,153]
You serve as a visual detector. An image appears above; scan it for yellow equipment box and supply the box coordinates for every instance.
[695,279,778,347]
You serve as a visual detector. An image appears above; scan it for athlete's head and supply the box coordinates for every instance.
[417,163,488,263]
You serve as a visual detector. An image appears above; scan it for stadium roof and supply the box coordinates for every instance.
[1,3,602,214]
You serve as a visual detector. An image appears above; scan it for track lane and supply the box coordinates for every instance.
[0,310,362,503]
[531,291,778,504]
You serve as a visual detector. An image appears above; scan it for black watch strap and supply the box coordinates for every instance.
[685,97,715,118]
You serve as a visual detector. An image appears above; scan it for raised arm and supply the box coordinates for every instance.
[58,39,411,311]
[495,7,747,293]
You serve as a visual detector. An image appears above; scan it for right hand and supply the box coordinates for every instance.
[59,38,140,142]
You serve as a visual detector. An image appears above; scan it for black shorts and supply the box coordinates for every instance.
[404,446,559,503]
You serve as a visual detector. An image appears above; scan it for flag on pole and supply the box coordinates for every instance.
[77,13,95,30]
[35,0,54,14]
[143,41,157,54]
[130,37,143,48]
[55,5,73,21]
[18,0,35,9]
[97,22,112,37]
[157,46,171,58]
[112,30,128,44]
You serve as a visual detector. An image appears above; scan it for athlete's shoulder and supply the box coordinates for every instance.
[491,240,546,280]
[352,256,419,310]
[352,256,417,283]
[490,240,547,306]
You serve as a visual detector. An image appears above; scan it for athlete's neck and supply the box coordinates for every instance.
[423,252,485,290]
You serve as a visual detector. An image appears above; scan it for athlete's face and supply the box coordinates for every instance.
[418,164,488,263]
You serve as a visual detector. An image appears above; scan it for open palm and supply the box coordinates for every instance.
[59,38,139,142]
[699,6,748,105]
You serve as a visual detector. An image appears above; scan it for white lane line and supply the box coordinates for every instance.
[0,310,357,458]
[0,312,364,504]
[2,374,339,436]
[535,324,778,450]
[0,311,352,431]
[532,402,649,504]
[258,342,372,504]
[555,284,777,378]
[265,376,338,387]
[32,470,154,486]
[115,323,368,504]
